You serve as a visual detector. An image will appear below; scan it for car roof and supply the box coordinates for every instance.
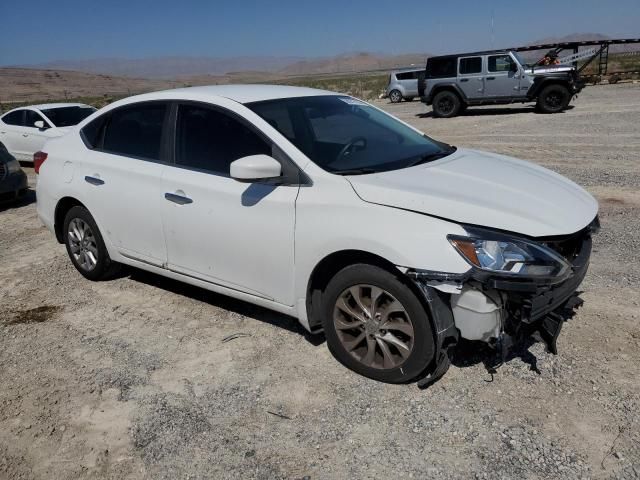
[137,84,337,105]
[428,50,511,61]
[27,103,93,110]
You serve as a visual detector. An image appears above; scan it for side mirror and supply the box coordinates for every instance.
[230,154,282,183]
[34,120,47,129]
[510,62,519,73]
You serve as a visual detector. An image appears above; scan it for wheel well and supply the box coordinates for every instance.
[305,250,402,331]
[432,86,464,102]
[54,197,86,243]
[533,80,570,99]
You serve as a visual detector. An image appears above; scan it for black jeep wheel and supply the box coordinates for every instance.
[432,90,462,118]
[536,84,570,113]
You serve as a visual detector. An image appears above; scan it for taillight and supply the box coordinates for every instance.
[34,151,48,174]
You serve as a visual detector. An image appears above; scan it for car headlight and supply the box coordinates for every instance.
[6,158,22,174]
[448,229,571,282]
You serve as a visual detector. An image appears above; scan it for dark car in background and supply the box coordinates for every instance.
[0,143,28,203]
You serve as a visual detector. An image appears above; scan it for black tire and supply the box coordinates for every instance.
[536,84,570,113]
[404,97,414,102]
[63,206,119,281]
[321,264,436,383]
[432,90,462,118]
[389,90,403,103]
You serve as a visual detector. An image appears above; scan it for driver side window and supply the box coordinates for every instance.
[175,104,272,176]
[25,110,47,129]
[488,55,516,72]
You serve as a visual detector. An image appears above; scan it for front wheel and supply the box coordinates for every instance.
[63,206,119,281]
[536,84,570,113]
[321,264,436,383]
[388,90,403,103]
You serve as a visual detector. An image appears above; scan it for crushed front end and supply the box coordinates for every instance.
[409,217,599,388]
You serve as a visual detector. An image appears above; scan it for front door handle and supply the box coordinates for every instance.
[460,78,469,83]
[165,192,193,205]
[85,175,104,186]
[22,134,29,137]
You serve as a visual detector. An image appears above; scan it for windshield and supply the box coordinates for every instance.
[247,95,455,175]
[41,106,96,127]
[512,52,529,68]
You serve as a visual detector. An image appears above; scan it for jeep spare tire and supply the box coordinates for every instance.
[432,91,462,118]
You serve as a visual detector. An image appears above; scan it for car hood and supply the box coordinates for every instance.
[346,148,598,237]
[526,65,574,76]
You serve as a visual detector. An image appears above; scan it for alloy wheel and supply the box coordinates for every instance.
[67,218,99,271]
[333,284,415,370]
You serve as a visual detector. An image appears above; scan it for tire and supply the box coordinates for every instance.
[404,97,415,102]
[321,264,436,383]
[432,90,462,118]
[63,206,119,281]
[389,90,403,103]
[536,84,570,113]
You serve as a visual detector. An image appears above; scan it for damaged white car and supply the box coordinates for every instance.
[35,85,599,385]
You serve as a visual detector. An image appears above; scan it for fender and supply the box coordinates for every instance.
[526,75,573,99]
[423,83,468,105]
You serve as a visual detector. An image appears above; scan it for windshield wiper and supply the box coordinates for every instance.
[333,167,378,176]
[408,147,457,167]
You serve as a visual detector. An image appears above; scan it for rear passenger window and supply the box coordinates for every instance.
[2,110,25,126]
[102,103,167,161]
[459,57,482,75]
[396,72,413,80]
[175,104,271,176]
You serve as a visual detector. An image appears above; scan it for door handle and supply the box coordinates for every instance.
[85,175,104,186]
[22,134,29,137]
[460,78,469,83]
[486,76,496,80]
[165,192,193,205]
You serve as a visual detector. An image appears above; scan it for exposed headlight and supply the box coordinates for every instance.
[6,158,22,174]
[448,230,571,282]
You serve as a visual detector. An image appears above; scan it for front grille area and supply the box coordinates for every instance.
[0,162,6,181]
[542,216,599,263]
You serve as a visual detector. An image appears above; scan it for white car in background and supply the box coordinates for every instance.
[0,103,96,162]
[35,85,599,386]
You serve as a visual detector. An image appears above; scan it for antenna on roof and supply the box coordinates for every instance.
[490,9,495,48]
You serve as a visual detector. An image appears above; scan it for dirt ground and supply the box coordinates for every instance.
[1,83,639,480]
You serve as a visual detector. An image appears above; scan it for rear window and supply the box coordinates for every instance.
[396,71,420,80]
[41,106,96,127]
[459,57,482,75]
[83,103,168,161]
[426,57,457,78]
[1,110,24,126]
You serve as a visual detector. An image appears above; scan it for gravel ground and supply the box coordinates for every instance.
[1,83,639,480]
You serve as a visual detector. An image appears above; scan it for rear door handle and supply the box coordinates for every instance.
[165,192,193,205]
[486,76,496,80]
[22,134,29,137]
[85,175,104,186]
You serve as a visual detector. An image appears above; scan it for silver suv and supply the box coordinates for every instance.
[419,50,584,117]
[386,69,422,103]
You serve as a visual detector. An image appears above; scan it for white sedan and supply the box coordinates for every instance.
[0,103,96,162]
[35,85,598,385]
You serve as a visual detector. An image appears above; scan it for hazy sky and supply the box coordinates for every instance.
[1,0,638,65]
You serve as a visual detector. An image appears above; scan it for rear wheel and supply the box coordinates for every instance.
[432,90,462,118]
[536,84,570,113]
[321,264,435,383]
[389,90,403,103]
[63,206,119,281]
